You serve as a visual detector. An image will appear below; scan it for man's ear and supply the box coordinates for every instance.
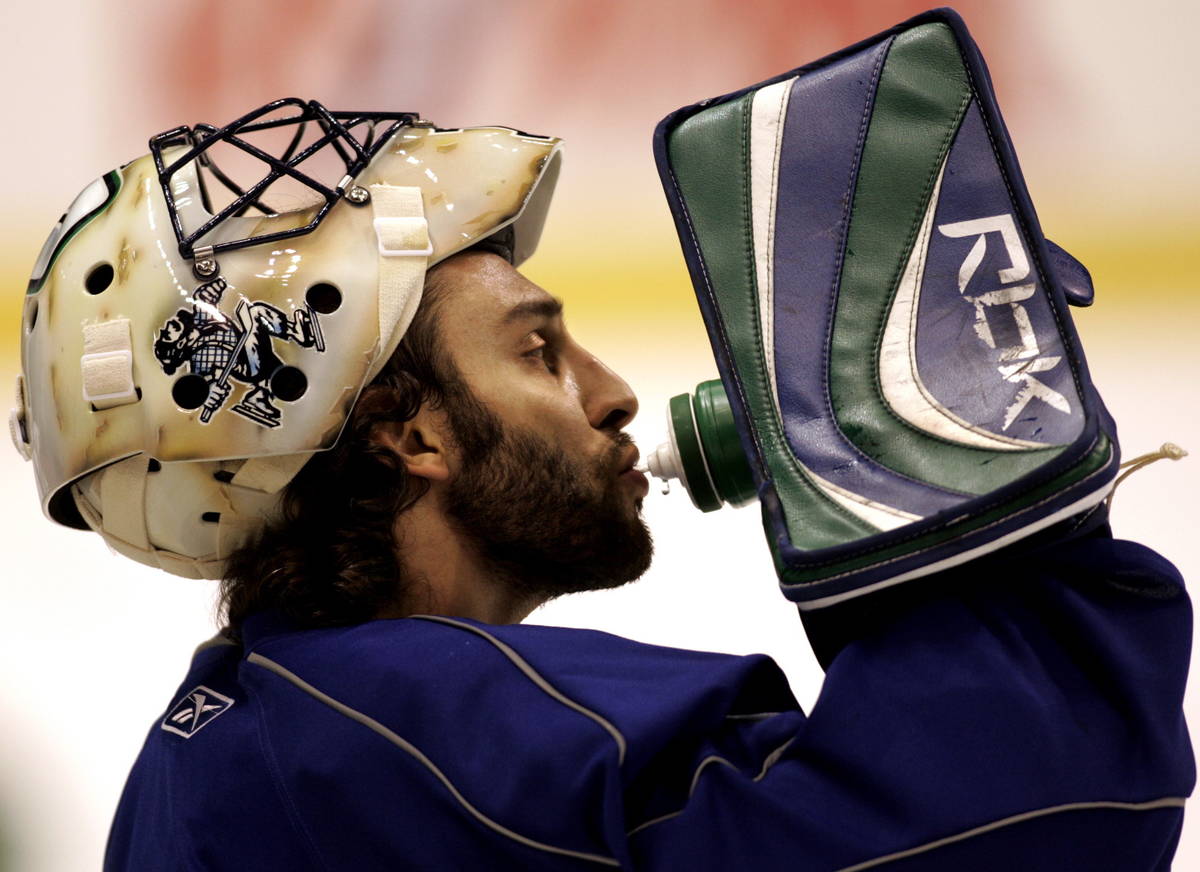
[373,407,451,482]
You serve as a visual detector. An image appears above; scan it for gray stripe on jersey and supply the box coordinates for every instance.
[248,651,620,867]
[835,797,1188,872]
[412,614,629,765]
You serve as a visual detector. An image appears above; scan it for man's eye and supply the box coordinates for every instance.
[524,342,557,373]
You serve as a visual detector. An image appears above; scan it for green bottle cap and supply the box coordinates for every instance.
[645,380,756,512]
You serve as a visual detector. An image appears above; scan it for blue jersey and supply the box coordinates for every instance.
[105,532,1193,870]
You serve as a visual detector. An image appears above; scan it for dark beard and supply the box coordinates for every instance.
[441,392,654,603]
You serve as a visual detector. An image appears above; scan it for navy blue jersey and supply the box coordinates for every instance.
[105,533,1193,870]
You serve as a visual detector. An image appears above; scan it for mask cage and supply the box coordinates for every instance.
[149,98,421,261]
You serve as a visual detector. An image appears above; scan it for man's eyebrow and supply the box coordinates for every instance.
[502,296,564,325]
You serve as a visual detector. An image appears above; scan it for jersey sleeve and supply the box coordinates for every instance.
[613,533,1194,870]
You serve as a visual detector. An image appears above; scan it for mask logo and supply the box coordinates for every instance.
[153,277,325,428]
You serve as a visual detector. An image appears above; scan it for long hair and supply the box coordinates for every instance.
[218,270,483,639]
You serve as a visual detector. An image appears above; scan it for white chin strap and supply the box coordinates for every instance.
[368,184,431,382]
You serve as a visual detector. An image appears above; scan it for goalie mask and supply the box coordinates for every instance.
[11,98,562,580]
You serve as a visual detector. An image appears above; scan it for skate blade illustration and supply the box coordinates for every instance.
[230,398,282,428]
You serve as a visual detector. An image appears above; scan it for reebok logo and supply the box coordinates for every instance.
[936,213,1071,430]
[161,685,235,738]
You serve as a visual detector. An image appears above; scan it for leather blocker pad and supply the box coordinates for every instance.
[653,7,1119,610]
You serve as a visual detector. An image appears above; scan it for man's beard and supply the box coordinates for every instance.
[440,390,654,604]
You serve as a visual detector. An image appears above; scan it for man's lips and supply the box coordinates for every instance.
[616,446,649,495]
[618,445,641,474]
[619,467,649,496]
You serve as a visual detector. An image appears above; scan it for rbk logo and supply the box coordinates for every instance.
[161,685,235,738]
[936,213,1071,430]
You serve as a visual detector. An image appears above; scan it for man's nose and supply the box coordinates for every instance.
[581,355,639,432]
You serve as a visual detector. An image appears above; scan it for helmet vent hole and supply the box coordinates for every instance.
[23,298,38,333]
[306,282,342,314]
[147,458,161,472]
[172,374,211,410]
[85,263,114,295]
[270,366,308,402]
[213,470,235,484]
[201,512,221,523]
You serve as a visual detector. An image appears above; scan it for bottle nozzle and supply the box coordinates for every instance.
[644,441,682,482]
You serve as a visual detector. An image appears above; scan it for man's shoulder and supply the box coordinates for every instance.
[220,614,801,861]
[239,615,799,771]
[245,615,795,715]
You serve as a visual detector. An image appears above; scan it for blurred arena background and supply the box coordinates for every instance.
[1,0,1195,868]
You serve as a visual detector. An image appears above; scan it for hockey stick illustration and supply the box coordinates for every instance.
[199,298,252,423]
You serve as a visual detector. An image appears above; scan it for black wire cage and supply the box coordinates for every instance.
[149,98,421,262]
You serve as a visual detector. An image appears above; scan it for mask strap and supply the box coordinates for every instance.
[81,318,140,410]
[367,185,430,383]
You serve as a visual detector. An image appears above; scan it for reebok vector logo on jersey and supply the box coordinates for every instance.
[161,686,234,738]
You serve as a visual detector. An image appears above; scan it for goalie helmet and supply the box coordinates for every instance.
[10,98,562,580]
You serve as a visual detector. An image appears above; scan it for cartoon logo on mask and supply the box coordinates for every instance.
[153,277,326,428]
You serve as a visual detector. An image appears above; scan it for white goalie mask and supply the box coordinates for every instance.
[10,99,562,580]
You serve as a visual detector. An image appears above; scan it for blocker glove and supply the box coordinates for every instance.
[653,7,1118,642]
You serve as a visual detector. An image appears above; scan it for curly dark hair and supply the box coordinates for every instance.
[218,267,500,639]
